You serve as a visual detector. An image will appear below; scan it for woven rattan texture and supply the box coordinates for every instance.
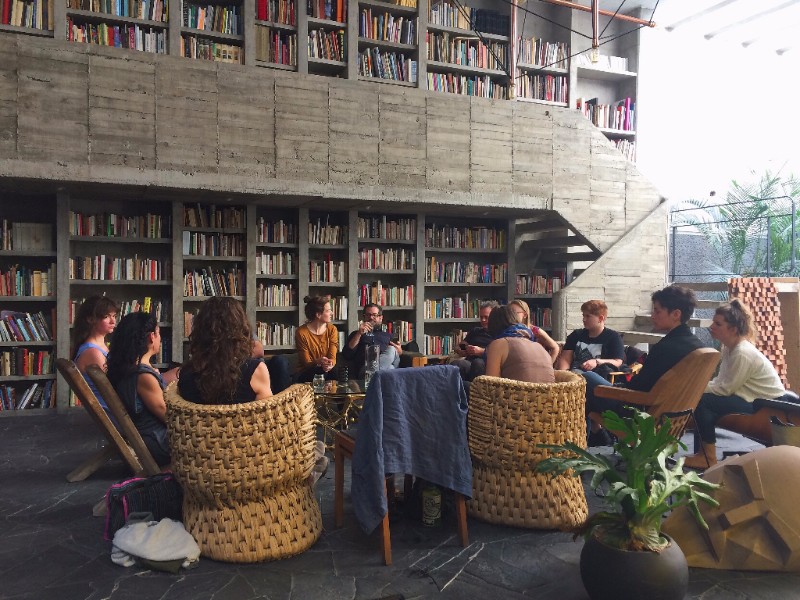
[166,383,322,562]
[467,371,588,529]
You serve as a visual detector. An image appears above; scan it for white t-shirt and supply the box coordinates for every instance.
[706,340,784,402]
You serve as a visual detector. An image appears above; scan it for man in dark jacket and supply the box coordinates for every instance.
[585,285,705,445]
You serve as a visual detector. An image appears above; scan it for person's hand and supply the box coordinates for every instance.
[581,358,599,371]
[465,344,483,357]
[319,357,335,372]
[389,340,402,355]
[358,321,373,335]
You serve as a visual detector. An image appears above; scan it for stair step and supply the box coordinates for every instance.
[521,236,590,250]
[542,251,601,263]
[618,330,665,345]
[675,281,728,292]
[696,299,727,309]
[515,218,568,233]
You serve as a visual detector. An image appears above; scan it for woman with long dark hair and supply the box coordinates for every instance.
[178,297,272,404]
[684,299,785,469]
[72,295,119,410]
[106,311,170,465]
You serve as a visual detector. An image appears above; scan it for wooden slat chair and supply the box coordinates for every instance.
[55,358,158,482]
[591,347,721,438]
[86,364,162,472]
[716,392,800,447]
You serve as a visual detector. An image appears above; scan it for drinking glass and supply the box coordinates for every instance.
[312,373,325,393]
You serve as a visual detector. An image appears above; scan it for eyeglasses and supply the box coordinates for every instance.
[365,312,381,317]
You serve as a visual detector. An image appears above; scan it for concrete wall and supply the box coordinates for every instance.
[0,34,666,325]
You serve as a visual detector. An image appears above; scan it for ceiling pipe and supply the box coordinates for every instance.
[540,0,656,26]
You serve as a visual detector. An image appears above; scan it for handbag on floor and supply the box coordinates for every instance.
[104,472,183,541]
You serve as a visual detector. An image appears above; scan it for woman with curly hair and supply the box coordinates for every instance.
[294,295,338,383]
[177,297,272,404]
[72,295,119,411]
[106,311,170,465]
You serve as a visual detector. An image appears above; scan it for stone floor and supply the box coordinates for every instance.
[2,411,800,600]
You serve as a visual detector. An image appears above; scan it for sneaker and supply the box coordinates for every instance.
[587,428,614,447]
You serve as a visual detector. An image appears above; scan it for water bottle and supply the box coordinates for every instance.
[312,373,325,393]
[364,344,380,390]
[422,484,442,527]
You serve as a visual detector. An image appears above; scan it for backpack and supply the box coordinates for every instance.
[104,472,183,541]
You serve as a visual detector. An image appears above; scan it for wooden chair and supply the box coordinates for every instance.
[334,366,470,566]
[56,358,159,482]
[86,364,162,472]
[716,392,800,447]
[591,347,721,434]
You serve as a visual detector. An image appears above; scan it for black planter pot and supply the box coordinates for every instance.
[580,534,688,600]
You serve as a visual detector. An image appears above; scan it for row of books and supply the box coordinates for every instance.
[614,138,636,162]
[515,273,564,295]
[427,32,508,71]
[517,38,569,69]
[576,97,635,132]
[183,267,244,297]
[67,18,166,52]
[182,36,242,62]
[0,349,53,376]
[1,381,55,410]
[359,49,416,83]
[423,331,467,356]
[256,0,295,25]
[358,247,415,271]
[425,260,507,284]
[68,255,169,281]
[1,221,53,251]
[66,0,165,21]
[308,27,345,61]
[309,259,346,283]
[518,73,568,104]
[256,321,297,347]
[306,0,345,23]
[1,0,52,29]
[385,319,413,344]
[256,251,297,276]
[182,231,245,257]
[357,216,415,241]
[574,51,628,72]
[328,295,348,320]
[183,3,241,34]
[256,218,298,244]
[424,225,505,250]
[0,311,54,342]
[255,26,296,65]
[359,10,416,44]
[428,0,470,30]
[68,212,169,239]
[255,282,297,307]
[184,205,245,229]
[308,219,346,245]
[118,297,167,322]
[0,264,54,297]
[357,282,414,308]
[531,306,552,329]
[423,297,484,319]
[426,72,507,99]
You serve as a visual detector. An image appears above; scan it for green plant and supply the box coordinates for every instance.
[535,410,720,552]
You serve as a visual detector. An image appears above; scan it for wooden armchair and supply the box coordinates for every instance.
[716,392,800,447]
[592,347,721,438]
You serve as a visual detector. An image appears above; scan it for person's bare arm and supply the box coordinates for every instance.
[137,373,167,423]
[556,348,574,371]
[251,340,265,359]
[75,346,106,373]
[249,362,273,399]
[535,329,560,364]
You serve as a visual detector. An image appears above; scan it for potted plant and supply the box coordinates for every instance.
[535,409,720,600]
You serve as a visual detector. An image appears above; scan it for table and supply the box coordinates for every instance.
[314,379,366,449]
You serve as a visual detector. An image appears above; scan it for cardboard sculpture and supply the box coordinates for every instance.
[664,446,800,571]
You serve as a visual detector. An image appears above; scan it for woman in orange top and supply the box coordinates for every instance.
[294,295,339,383]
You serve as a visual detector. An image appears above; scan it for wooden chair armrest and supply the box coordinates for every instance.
[594,385,652,407]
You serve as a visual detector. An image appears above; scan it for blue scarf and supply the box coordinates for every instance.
[494,324,535,341]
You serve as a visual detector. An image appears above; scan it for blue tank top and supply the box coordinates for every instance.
[74,342,109,410]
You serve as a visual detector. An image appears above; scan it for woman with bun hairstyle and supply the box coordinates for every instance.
[485,304,555,384]
[294,295,338,383]
[684,299,786,469]
[508,298,561,364]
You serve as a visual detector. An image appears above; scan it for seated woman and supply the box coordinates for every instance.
[684,299,785,469]
[509,299,561,364]
[178,297,272,404]
[294,295,338,383]
[485,305,555,384]
[106,312,170,466]
[72,295,118,412]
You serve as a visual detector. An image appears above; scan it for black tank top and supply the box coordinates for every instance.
[177,358,262,404]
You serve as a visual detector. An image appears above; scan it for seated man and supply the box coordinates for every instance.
[342,303,402,376]
[557,299,625,379]
[585,285,705,446]
[451,301,497,381]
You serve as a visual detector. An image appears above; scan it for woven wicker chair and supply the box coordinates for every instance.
[165,382,322,563]
[468,371,588,529]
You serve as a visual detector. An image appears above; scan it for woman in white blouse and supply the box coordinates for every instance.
[684,299,785,469]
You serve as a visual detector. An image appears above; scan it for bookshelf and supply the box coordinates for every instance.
[357,0,418,85]
[180,0,244,63]
[514,270,565,332]
[254,0,297,69]
[0,0,54,35]
[0,200,57,414]
[65,0,168,53]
